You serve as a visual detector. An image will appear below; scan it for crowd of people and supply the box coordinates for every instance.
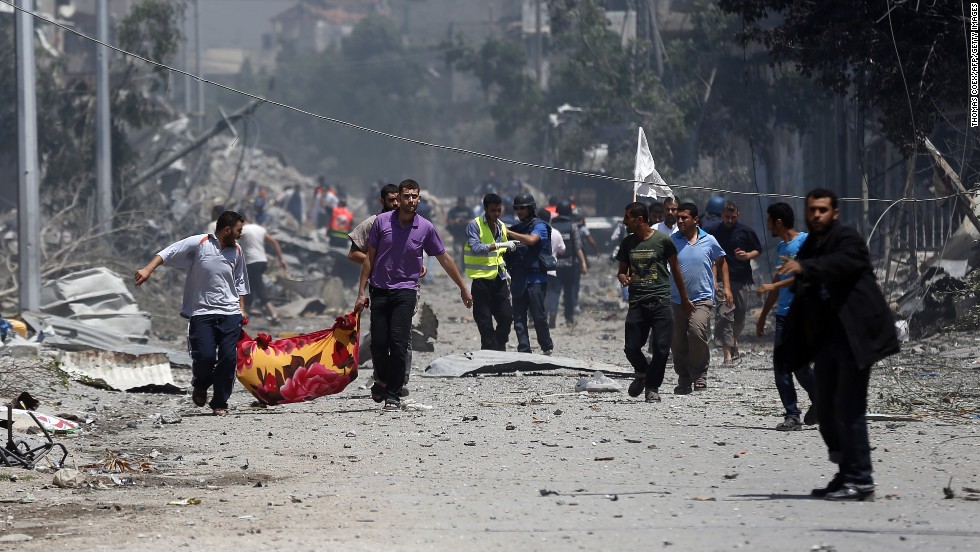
[134,173,898,502]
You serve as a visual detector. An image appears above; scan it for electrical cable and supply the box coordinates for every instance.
[2,0,977,205]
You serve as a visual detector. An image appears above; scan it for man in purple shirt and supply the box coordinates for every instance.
[354,179,473,411]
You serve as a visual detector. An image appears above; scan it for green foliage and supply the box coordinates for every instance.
[239,14,438,179]
[718,0,967,155]
[0,0,182,222]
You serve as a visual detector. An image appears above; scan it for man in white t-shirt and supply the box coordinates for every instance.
[239,220,286,324]
[654,196,679,236]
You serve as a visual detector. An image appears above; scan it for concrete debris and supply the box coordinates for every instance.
[56,350,180,393]
[575,371,622,392]
[52,468,86,488]
[40,267,152,343]
[423,350,630,378]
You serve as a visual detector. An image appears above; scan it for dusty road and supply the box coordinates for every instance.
[1,269,978,551]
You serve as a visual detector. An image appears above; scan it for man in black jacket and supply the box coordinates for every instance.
[776,188,899,502]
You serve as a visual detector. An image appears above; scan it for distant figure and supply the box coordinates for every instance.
[285,186,305,226]
[547,201,587,328]
[239,219,287,325]
[135,211,249,416]
[655,196,679,235]
[700,194,725,233]
[708,200,762,364]
[478,170,501,196]
[446,196,473,267]
[776,188,899,501]
[648,201,665,226]
[464,193,516,351]
[206,204,224,235]
[328,199,354,248]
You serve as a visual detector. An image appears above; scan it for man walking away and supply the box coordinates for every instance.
[354,180,473,411]
[135,211,249,416]
[239,218,287,325]
[755,202,816,431]
[617,202,693,403]
[669,203,731,393]
[504,193,554,355]
[464,193,517,351]
[776,188,899,501]
[548,201,588,328]
[708,200,762,363]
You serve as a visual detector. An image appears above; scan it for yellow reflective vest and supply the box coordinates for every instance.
[463,216,507,279]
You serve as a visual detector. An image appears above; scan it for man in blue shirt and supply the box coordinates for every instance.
[669,203,731,393]
[505,193,554,355]
[756,203,816,430]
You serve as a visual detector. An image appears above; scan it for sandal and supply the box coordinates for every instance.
[693,377,707,390]
[370,382,385,403]
[212,408,229,416]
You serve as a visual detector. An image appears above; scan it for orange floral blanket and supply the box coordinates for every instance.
[236,312,359,405]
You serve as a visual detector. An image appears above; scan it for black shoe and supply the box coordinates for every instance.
[803,405,817,425]
[824,484,875,502]
[811,473,845,497]
[191,387,208,407]
[673,385,692,395]
[628,374,646,398]
[775,416,802,431]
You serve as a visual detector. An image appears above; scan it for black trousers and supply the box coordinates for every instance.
[814,324,873,486]
[624,297,673,391]
[471,277,513,351]
[244,262,269,311]
[369,287,416,401]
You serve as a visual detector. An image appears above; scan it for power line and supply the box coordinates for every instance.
[2,0,976,205]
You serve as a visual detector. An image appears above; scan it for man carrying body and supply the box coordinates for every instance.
[135,211,249,416]
[464,193,517,350]
[348,183,411,396]
[708,200,763,363]
[354,180,473,411]
[670,203,731,393]
[617,202,693,403]
[755,202,816,431]
[504,193,554,355]
[239,218,287,325]
[776,188,899,501]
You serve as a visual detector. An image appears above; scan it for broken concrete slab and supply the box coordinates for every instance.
[422,350,631,378]
[56,350,181,393]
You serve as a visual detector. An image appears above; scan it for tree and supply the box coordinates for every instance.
[718,0,968,156]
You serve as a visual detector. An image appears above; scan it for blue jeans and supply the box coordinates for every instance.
[774,315,816,418]
[188,313,243,409]
[369,287,416,401]
[512,282,553,353]
[624,297,673,391]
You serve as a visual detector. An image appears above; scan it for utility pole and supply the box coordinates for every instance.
[182,6,192,116]
[649,0,663,78]
[16,0,41,312]
[534,0,542,87]
[96,0,112,234]
[194,0,204,131]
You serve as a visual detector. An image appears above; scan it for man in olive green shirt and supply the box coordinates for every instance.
[616,202,692,402]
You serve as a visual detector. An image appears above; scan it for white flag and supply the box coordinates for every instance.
[633,127,673,199]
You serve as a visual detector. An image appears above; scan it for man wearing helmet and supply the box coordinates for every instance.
[504,193,554,355]
[701,194,726,233]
